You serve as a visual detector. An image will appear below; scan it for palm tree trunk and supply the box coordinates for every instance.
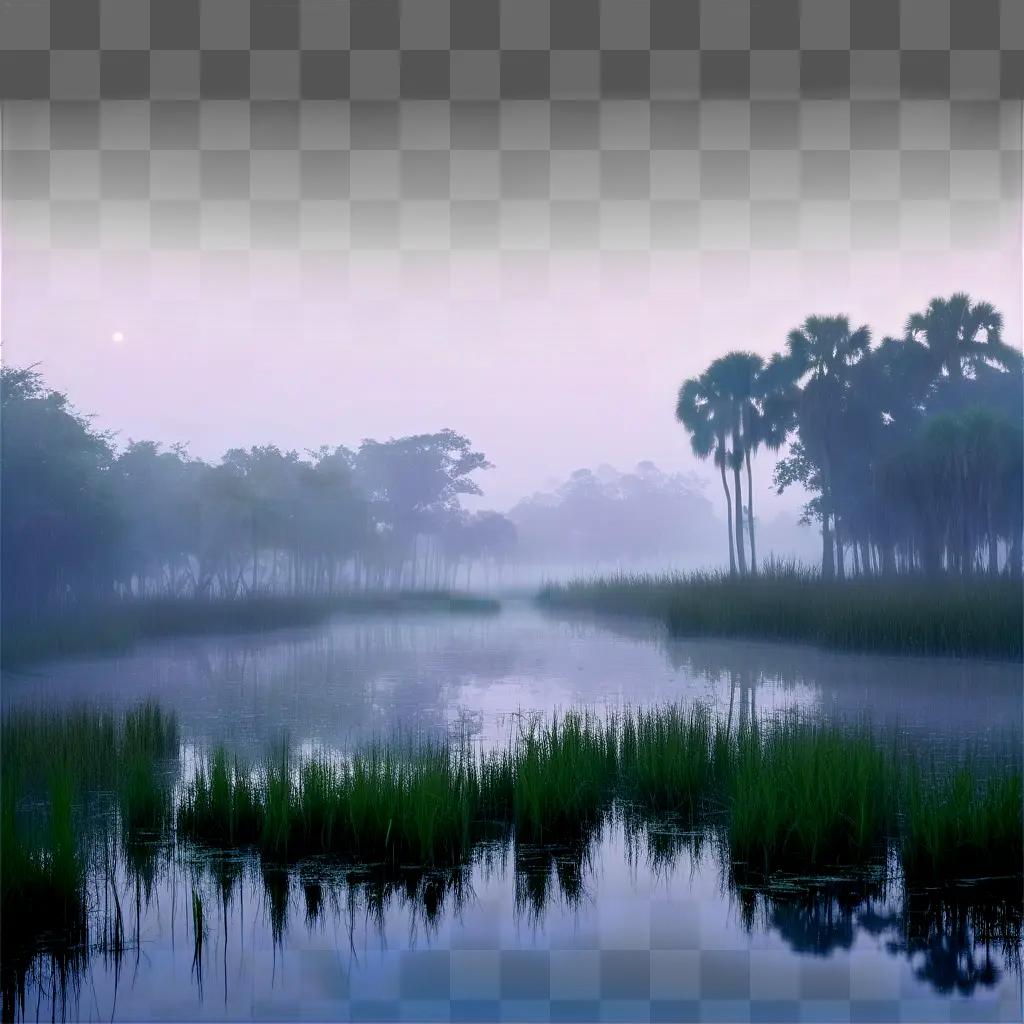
[819,451,835,579]
[820,511,834,579]
[718,458,736,576]
[745,450,757,575]
[732,459,747,577]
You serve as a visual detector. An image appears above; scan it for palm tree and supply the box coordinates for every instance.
[905,293,1017,382]
[703,352,774,577]
[676,373,737,575]
[786,316,872,578]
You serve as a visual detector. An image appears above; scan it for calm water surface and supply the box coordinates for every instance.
[3,602,1021,1021]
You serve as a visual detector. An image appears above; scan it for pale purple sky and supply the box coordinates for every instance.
[4,241,1022,516]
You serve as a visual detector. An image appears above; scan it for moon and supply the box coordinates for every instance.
[111,331,125,343]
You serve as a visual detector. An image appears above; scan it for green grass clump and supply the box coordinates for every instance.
[15,698,1012,898]
[618,705,722,817]
[177,748,263,847]
[181,742,487,866]
[118,756,172,833]
[538,568,1022,659]
[728,720,893,873]
[511,713,617,844]
[336,745,480,865]
[0,699,177,798]
[901,767,1023,885]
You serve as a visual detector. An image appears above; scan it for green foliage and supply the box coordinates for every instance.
[618,705,721,817]
[537,569,1022,659]
[4,698,1020,961]
[1,768,88,979]
[3,366,512,653]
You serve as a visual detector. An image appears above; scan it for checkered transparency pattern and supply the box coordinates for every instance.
[3,97,1021,266]
[0,0,1022,100]
[3,0,1020,267]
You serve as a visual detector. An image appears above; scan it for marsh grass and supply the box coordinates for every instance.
[176,706,1021,886]
[511,712,616,844]
[618,705,723,817]
[538,568,1023,659]
[1,700,179,989]
[727,721,894,873]
[1,700,177,794]
[901,766,1024,885]
[5,696,1021,981]
[1,767,89,1005]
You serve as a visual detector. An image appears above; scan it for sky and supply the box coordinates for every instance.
[4,239,1021,519]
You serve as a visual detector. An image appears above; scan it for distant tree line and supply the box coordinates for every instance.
[509,462,719,572]
[1,366,518,622]
[677,293,1023,578]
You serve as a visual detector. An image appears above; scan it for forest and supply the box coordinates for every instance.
[0,371,733,628]
[677,293,1024,579]
[1,365,519,625]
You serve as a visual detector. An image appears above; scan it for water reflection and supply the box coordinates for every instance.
[6,819,1022,1022]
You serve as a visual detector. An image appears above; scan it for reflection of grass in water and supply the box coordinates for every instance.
[260,864,291,945]
[338,863,472,936]
[190,886,205,980]
[538,570,1023,659]
[514,836,597,924]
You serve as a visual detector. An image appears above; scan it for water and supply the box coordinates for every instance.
[3,602,1021,1021]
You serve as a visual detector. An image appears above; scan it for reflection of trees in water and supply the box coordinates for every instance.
[8,829,1023,1021]
[748,878,1022,996]
[891,890,1022,996]
[736,877,886,957]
